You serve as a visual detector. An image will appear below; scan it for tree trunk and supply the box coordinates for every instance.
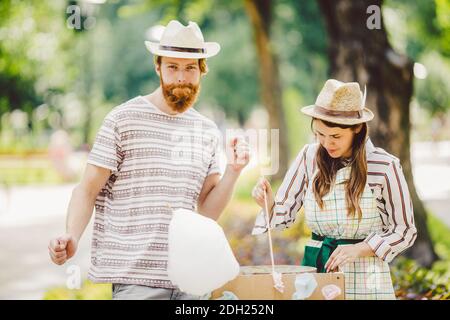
[317,0,438,267]
[244,0,289,181]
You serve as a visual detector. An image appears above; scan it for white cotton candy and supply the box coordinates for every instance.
[272,271,285,293]
[167,208,240,296]
[292,273,317,300]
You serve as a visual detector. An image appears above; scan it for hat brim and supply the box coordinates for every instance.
[145,41,220,59]
[300,105,374,125]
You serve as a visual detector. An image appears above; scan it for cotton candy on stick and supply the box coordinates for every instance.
[261,180,285,293]
[167,208,240,296]
[260,156,284,293]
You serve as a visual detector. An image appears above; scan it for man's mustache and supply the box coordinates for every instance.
[165,84,196,99]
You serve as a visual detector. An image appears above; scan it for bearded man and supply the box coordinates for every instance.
[48,20,249,300]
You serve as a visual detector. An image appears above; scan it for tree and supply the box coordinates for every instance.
[0,0,80,134]
[244,0,289,180]
[317,0,438,267]
[117,0,290,179]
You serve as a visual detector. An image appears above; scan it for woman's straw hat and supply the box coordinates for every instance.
[301,79,374,125]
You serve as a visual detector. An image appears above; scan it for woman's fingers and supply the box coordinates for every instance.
[329,255,346,270]
[254,178,265,191]
[251,186,264,202]
[332,256,348,271]
[263,179,272,192]
[328,253,347,272]
[325,247,341,271]
[253,181,267,196]
[326,258,336,272]
[252,192,262,201]
[252,178,274,209]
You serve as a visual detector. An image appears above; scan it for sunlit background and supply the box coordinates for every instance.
[0,0,449,300]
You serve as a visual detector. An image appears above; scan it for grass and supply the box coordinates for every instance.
[43,280,111,300]
[0,155,66,185]
[0,149,86,185]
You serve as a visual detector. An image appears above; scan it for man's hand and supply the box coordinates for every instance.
[227,136,250,173]
[48,234,78,265]
[48,164,111,266]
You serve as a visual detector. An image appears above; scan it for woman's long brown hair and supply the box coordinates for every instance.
[311,118,368,221]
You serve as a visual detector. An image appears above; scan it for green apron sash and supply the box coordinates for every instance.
[301,233,364,273]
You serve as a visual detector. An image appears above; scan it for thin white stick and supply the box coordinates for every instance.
[263,181,276,275]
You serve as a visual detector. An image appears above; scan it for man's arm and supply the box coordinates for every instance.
[197,169,240,220]
[197,137,249,220]
[66,164,111,241]
[48,164,111,265]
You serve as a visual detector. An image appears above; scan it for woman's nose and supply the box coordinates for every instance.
[323,137,333,148]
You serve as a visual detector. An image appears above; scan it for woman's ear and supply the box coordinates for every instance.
[354,124,363,134]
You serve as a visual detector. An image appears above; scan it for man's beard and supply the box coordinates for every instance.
[161,78,200,113]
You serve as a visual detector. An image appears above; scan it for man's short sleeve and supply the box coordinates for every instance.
[87,112,123,173]
[206,130,222,177]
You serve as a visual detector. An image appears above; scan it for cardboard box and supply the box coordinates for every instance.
[211,265,345,300]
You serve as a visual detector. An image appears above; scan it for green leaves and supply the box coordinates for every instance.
[392,257,449,299]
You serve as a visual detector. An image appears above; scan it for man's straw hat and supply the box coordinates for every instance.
[145,20,220,59]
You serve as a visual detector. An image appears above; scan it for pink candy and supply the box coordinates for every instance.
[321,284,342,300]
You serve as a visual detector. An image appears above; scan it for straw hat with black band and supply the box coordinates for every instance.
[145,20,220,59]
[301,79,374,125]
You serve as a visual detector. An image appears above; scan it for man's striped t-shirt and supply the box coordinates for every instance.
[86,95,222,289]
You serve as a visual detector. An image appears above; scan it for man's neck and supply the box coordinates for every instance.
[143,87,179,116]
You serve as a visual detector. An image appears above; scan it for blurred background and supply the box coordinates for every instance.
[0,0,449,300]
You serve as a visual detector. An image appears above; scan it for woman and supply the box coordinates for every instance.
[251,79,417,300]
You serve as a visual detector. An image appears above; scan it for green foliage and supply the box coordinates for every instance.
[414,52,450,115]
[119,0,259,124]
[273,0,328,104]
[392,212,450,300]
[434,0,450,55]
[43,280,111,300]
[0,158,65,185]
[92,4,161,104]
[0,1,79,116]
[428,212,450,260]
[0,0,329,150]
[283,87,312,156]
[392,257,449,300]
[200,12,259,124]
[385,0,450,115]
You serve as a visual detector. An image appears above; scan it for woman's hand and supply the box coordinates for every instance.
[325,242,375,272]
[251,177,275,213]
